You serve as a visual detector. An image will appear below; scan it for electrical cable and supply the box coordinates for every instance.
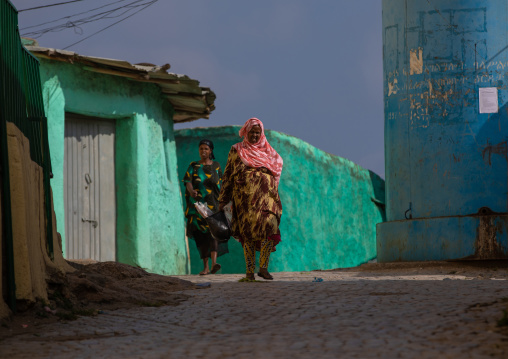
[20,0,128,31]
[21,0,146,37]
[18,0,84,13]
[62,0,158,50]
[21,0,151,38]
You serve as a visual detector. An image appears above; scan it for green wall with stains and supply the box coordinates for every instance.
[38,59,188,275]
[175,126,385,274]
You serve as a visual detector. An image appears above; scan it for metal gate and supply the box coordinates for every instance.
[64,114,116,261]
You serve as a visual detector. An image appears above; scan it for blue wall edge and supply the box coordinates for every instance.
[377,214,508,262]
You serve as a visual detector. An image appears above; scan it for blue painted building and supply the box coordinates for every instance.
[378,0,508,261]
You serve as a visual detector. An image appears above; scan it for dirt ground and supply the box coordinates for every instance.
[331,259,508,279]
[0,260,197,341]
[2,259,508,342]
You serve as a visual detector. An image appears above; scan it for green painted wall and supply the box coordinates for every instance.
[175,126,385,274]
[38,59,188,275]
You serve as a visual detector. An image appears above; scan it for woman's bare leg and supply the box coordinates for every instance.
[211,251,218,267]
[200,257,210,275]
[210,251,222,273]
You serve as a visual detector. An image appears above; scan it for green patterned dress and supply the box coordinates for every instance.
[183,161,229,259]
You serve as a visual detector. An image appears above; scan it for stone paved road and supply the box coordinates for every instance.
[1,271,508,358]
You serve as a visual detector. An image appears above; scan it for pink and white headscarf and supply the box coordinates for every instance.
[233,118,283,184]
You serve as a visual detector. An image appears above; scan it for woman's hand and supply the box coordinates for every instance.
[186,182,198,199]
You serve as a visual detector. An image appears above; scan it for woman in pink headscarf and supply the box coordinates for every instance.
[218,118,283,280]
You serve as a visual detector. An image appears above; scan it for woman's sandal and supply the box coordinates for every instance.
[211,263,221,274]
[257,270,273,280]
[246,273,255,281]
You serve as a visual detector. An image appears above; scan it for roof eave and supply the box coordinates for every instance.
[25,46,216,123]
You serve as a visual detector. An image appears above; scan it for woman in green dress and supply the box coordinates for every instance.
[219,118,283,280]
[183,139,228,275]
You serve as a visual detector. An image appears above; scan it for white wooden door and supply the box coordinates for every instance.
[64,114,116,261]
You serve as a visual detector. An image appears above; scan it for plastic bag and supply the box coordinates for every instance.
[194,201,213,218]
[222,202,239,243]
[223,201,233,223]
[205,211,231,243]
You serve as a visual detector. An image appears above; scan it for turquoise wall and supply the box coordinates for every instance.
[38,59,188,275]
[175,126,385,274]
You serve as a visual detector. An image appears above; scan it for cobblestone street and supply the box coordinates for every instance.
[1,270,508,358]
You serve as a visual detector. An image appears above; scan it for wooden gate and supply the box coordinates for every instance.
[64,114,116,261]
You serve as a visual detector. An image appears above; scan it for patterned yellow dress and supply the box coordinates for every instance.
[218,147,282,250]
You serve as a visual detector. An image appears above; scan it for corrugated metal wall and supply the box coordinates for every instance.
[0,0,53,311]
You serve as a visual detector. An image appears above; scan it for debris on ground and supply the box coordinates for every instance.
[195,282,212,288]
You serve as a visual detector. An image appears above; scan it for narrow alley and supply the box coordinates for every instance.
[1,267,507,358]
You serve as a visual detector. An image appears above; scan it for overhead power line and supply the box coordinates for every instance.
[20,0,128,31]
[18,0,84,13]
[62,0,158,50]
[21,0,155,39]
[19,0,159,50]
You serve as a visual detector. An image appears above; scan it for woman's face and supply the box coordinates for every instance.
[247,125,262,144]
[199,144,211,161]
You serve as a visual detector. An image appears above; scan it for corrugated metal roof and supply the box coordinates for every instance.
[24,45,216,123]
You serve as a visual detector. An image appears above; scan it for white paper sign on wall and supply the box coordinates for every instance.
[479,87,498,114]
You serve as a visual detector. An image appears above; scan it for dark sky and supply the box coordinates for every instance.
[16,0,385,177]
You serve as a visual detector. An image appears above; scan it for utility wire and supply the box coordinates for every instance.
[22,0,145,36]
[21,0,150,38]
[62,0,157,50]
[18,0,84,13]
[20,0,128,31]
